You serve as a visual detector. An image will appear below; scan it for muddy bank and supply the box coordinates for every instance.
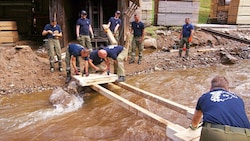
[0,29,249,95]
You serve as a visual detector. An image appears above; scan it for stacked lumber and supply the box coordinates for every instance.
[0,21,19,44]
[227,0,240,24]
[157,0,200,26]
[236,0,250,24]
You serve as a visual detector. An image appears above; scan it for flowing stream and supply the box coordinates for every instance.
[0,60,250,141]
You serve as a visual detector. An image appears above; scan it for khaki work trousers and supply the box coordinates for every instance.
[47,38,62,67]
[131,36,143,61]
[114,47,128,76]
[79,35,92,51]
[200,124,250,141]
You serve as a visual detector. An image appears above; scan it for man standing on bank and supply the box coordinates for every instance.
[129,14,145,65]
[107,10,121,42]
[42,18,63,72]
[65,43,90,83]
[190,76,250,141]
[178,17,194,58]
[76,10,94,52]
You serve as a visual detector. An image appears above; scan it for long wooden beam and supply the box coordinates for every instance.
[91,84,177,128]
[113,82,194,119]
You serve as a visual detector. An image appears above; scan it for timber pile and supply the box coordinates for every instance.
[0,21,19,44]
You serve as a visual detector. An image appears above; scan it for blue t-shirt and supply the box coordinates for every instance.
[43,24,62,39]
[131,21,144,37]
[89,50,104,65]
[76,18,91,35]
[68,44,88,60]
[196,89,250,128]
[108,17,121,33]
[182,23,194,38]
[103,45,123,60]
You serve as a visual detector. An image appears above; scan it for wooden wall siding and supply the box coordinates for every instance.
[157,1,199,26]
[236,0,250,24]
[141,0,153,25]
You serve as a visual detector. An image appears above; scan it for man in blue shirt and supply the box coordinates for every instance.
[65,43,90,83]
[42,19,62,72]
[178,18,194,58]
[102,45,128,82]
[76,10,94,52]
[88,49,108,74]
[129,14,144,65]
[190,76,250,141]
[107,10,121,42]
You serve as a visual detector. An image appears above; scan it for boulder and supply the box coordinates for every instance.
[220,51,238,64]
[49,87,82,108]
[144,37,157,49]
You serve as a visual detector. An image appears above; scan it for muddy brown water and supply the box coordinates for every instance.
[0,60,250,141]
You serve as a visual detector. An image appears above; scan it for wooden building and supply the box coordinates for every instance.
[0,0,140,47]
[209,0,250,24]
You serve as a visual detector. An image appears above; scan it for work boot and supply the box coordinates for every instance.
[185,49,189,58]
[116,76,125,82]
[129,59,135,64]
[50,62,54,72]
[178,49,182,57]
[59,62,63,72]
[65,70,71,84]
[50,67,54,72]
[138,57,142,65]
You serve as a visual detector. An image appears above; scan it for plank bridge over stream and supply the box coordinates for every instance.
[73,74,201,141]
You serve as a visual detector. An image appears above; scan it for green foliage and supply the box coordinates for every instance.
[199,0,211,23]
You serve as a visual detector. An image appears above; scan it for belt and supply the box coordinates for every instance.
[134,35,141,37]
[203,122,249,133]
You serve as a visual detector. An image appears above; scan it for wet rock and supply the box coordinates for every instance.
[49,87,81,108]
[220,51,238,64]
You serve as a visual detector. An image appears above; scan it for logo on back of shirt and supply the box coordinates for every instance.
[210,90,238,102]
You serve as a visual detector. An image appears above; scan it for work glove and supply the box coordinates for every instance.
[91,35,94,39]
[75,70,80,75]
[85,72,89,77]
[188,37,192,42]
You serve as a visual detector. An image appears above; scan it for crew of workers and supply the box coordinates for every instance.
[42,10,194,83]
[42,10,250,139]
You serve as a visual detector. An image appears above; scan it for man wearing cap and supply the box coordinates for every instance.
[65,43,90,83]
[42,19,63,72]
[76,10,94,52]
[107,10,121,42]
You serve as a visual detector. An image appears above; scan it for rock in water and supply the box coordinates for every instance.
[49,87,83,109]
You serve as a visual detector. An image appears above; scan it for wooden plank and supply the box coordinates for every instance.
[0,31,18,37]
[236,15,250,24]
[90,84,183,129]
[0,21,17,31]
[91,84,197,140]
[113,82,194,118]
[197,48,219,52]
[0,36,18,43]
[158,1,199,13]
[173,128,201,141]
[239,0,250,6]
[237,6,250,16]
[73,73,118,86]
[102,24,117,45]
[158,13,199,26]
